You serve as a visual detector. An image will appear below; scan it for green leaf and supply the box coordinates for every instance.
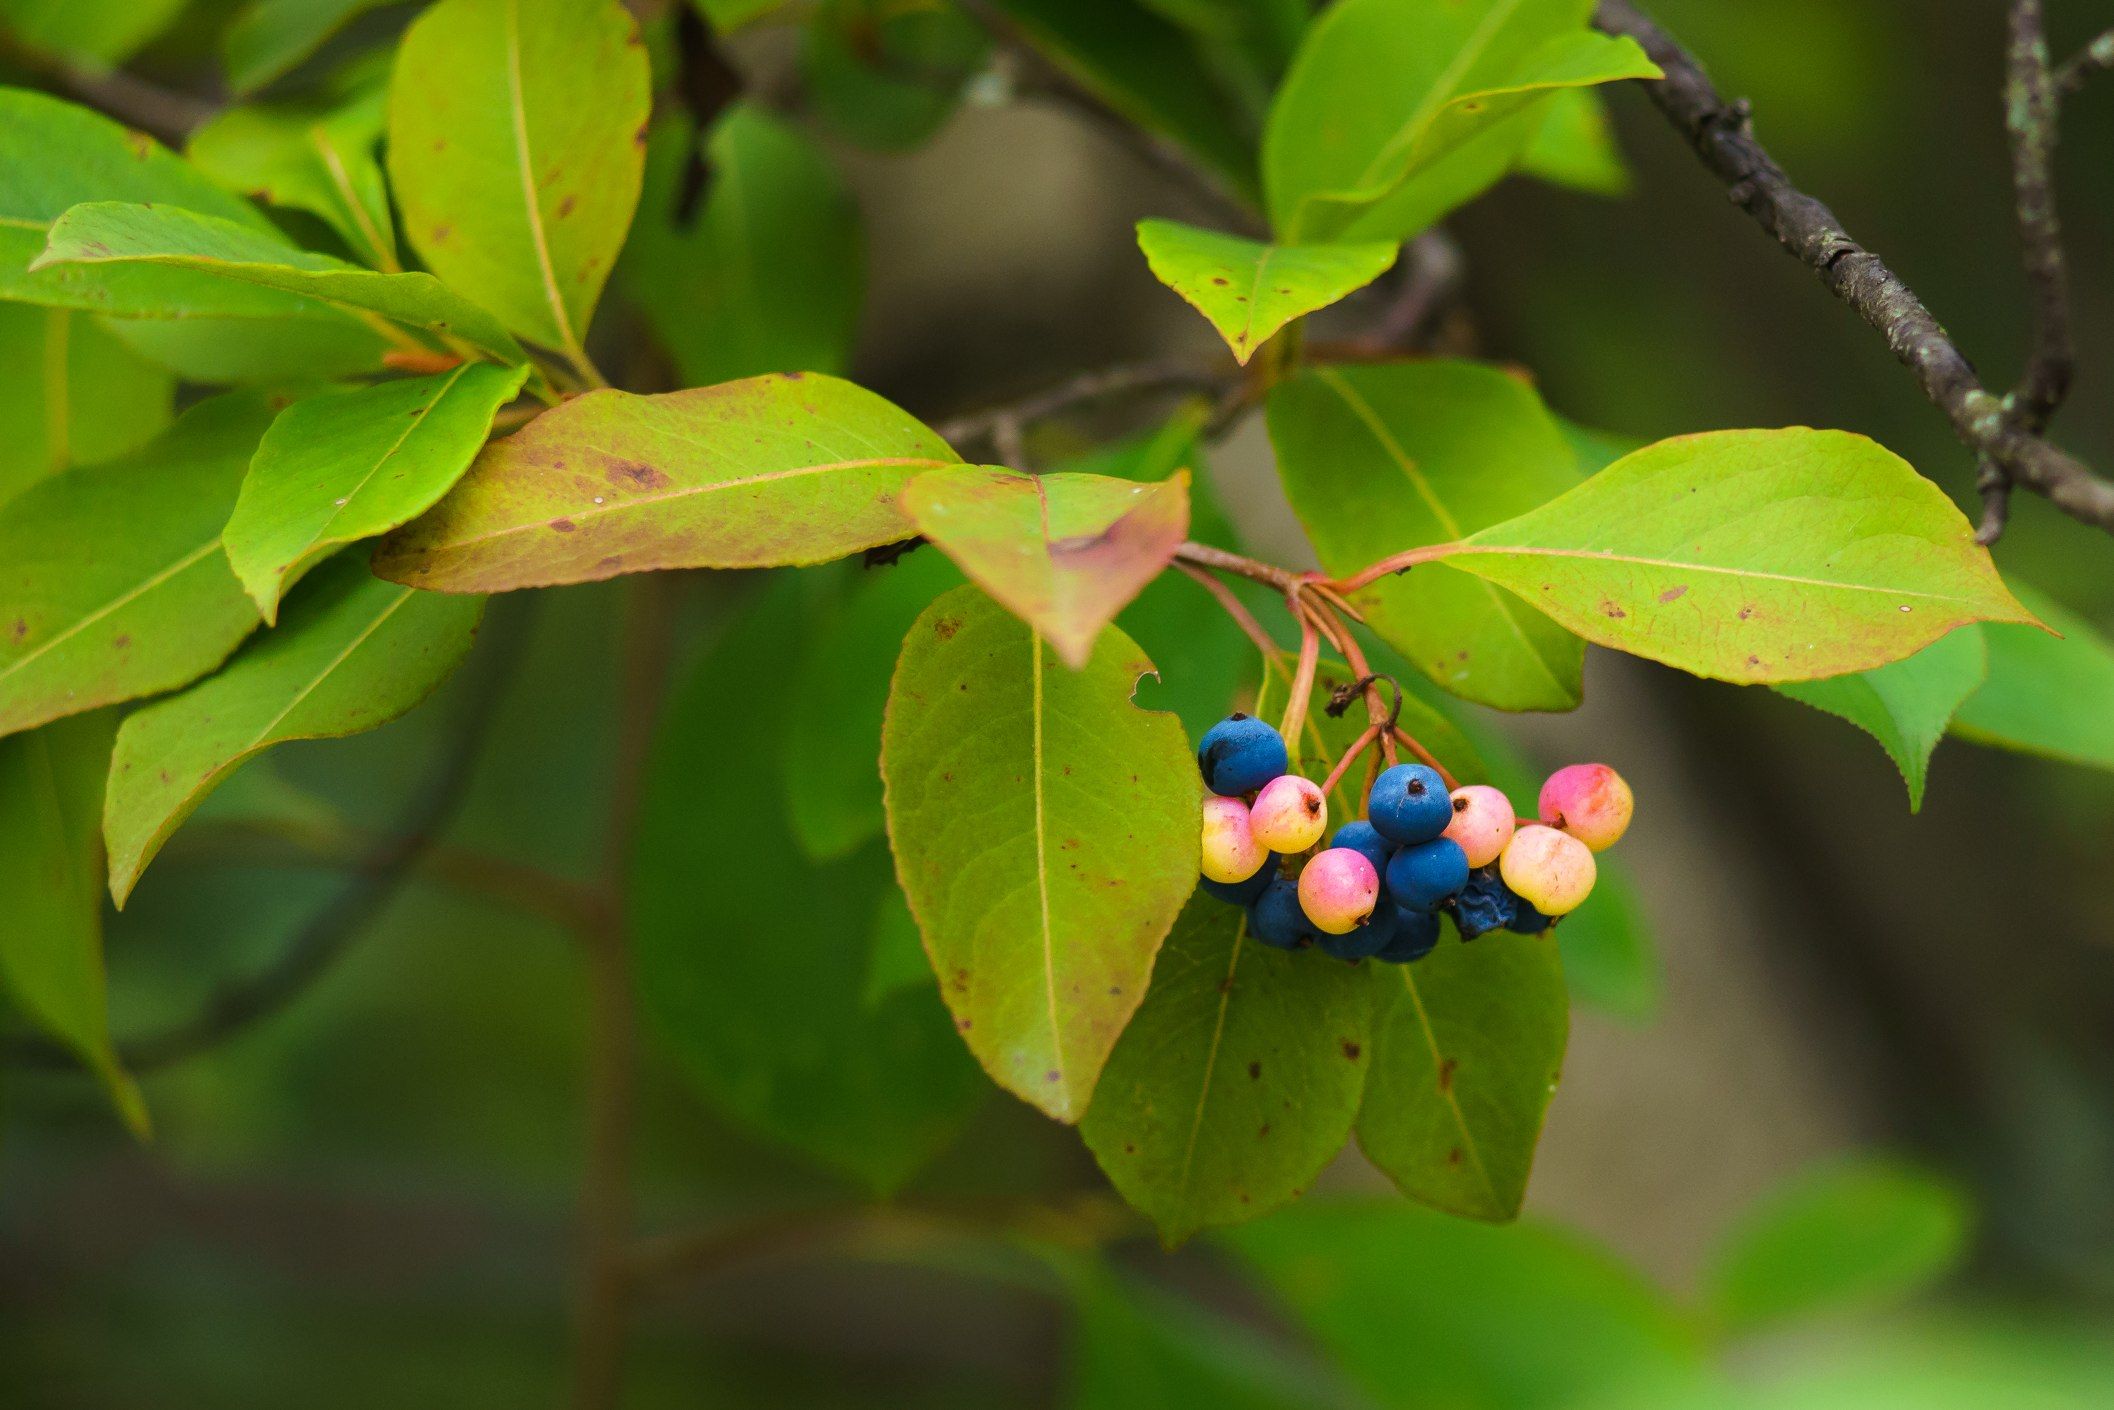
[1774,628,1987,811]
[1062,1258,1329,1410]
[1268,360,1585,711]
[1221,1201,1702,1409]
[387,0,651,359]
[634,575,984,1192]
[1443,428,2039,684]
[1080,894,1375,1246]
[373,373,956,592]
[1263,0,1659,242]
[224,363,529,623]
[882,584,1197,1122]
[0,0,187,67]
[1135,219,1396,365]
[187,85,399,269]
[903,467,1190,669]
[1951,582,2114,773]
[0,304,173,507]
[98,310,395,385]
[1705,1158,1970,1332]
[0,711,148,1136]
[623,105,863,388]
[0,394,271,740]
[1356,929,1567,1221]
[1518,88,1631,196]
[103,556,484,905]
[801,0,989,151]
[785,551,965,863]
[224,0,392,95]
[986,0,1259,197]
[36,201,527,364]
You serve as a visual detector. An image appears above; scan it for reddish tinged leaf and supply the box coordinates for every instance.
[902,467,1191,668]
[372,373,956,591]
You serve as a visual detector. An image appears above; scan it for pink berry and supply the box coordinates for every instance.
[1499,824,1596,916]
[1297,848,1379,935]
[1443,785,1515,868]
[1200,795,1266,884]
[1538,763,1633,852]
[1250,774,1327,853]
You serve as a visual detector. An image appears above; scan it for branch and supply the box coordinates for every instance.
[1592,0,2114,541]
[935,359,1236,450]
[2055,29,2114,98]
[0,40,217,143]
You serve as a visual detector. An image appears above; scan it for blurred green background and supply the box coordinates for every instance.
[5,0,2114,1405]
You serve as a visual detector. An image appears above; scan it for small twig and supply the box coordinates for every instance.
[1319,724,1383,798]
[936,360,1232,449]
[1172,559,1279,658]
[1279,610,1323,747]
[1343,231,1467,357]
[1173,540,1303,592]
[0,36,217,142]
[2054,29,2114,98]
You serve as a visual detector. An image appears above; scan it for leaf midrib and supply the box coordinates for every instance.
[0,540,228,689]
[1451,542,2006,604]
[1397,965,1503,1213]
[504,0,575,355]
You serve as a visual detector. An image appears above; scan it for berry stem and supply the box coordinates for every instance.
[1279,612,1322,745]
[1391,727,1460,793]
[1320,723,1382,797]
[1170,559,1279,658]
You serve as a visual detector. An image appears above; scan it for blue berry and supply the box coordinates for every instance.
[1374,906,1440,963]
[1506,891,1554,934]
[1385,836,1469,912]
[1201,859,1277,906]
[1318,905,1395,962]
[1330,820,1394,877]
[1368,763,1452,844]
[1247,877,1316,950]
[1453,866,1517,940]
[1197,713,1289,795]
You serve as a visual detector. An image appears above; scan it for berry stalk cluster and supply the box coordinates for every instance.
[1195,714,1633,963]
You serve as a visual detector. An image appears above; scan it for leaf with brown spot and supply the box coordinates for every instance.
[1135,218,1396,365]
[374,374,957,592]
[902,466,1189,669]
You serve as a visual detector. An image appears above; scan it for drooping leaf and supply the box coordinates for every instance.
[634,575,984,1192]
[623,105,863,388]
[0,711,148,1136]
[1705,1158,1970,1332]
[1441,428,2039,684]
[1262,0,1659,241]
[224,362,529,622]
[1774,627,1988,811]
[0,0,187,67]
[882,584,1197,1122]
[103,556,485,905]
[0,303,173,507]
[223,0,393,95]
[373,373,956,592]
[0,394,271,740]
[1081,894,1376,1246]
[387,0,651,359]
[1222,1201,1703,1409]
[1950,582,2114,773]
[1356,930,1568,1222]
[801,0,989,151]
[99,309,395,385]
[903,467,1190,669]
[1268,360,1585,711]
[36,202,527,364]
[1518,88,1631,196]
[785,550,965,863]
[985,0,1258,196]
[187,84,399,268]
[1135,219,1396,365]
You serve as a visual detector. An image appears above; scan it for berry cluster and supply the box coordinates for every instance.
[1194,713,1632,963]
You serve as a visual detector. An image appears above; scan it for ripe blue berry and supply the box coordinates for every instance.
[1506,894,1554,934]
[1453,866,1517,940]
[1367,763,1452,844]
[1384,836,1469,912]
[1197,713,1289,795]
[1201,859,1277,906]
[1374,906,1440,963]
[1319,907,1395,962]
[1247,877,1316,950]
[1330,820,1394,877]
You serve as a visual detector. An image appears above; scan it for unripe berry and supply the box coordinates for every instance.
[1201,860,1277,906]
[1375,906,1440,963]
[1250,774,1327,853]
[1247,877,1316,950]
[1453,867,1517,940]
[1500,824,1596,916]
[1329,819,1394,877]
[1538,763,1633,852]
[1367,763,1452,844]
[1384,836,1470,912]
[1200,795,1267,884]
[1196,713,1289,796]
[1297,847,1379,935]
[1443,785,1515,868]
